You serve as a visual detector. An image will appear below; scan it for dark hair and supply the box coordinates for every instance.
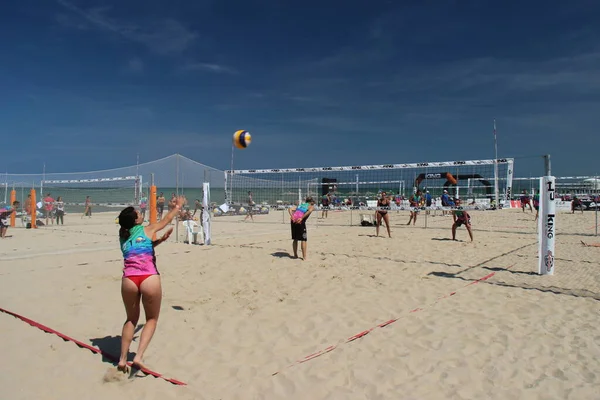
[118,206,137,240]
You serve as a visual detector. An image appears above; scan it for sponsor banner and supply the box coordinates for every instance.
[226,158,514,174]
[538,177,556,275]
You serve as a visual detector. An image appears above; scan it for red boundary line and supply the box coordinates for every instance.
[272,265,514,376]
[0,307,186,386]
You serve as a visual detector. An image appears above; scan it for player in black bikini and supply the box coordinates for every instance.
[451,199,473,242]
[376,191,392,238]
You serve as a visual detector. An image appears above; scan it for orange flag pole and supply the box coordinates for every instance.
[30,189,37,229]
[9,189,16,227]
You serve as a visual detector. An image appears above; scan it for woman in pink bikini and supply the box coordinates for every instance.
[116,195,185,372]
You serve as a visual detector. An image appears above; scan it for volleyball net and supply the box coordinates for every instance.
[225,158,515,210]
[511,175,600,237]
[2,155,225,210]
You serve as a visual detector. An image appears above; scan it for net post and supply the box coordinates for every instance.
[202,182,211,245]
[594,176,600,236]
[538,174,556,275]
[224,171,228,205]
[505,159,514,208]
[30,188,37,229]
[149,174,157,240]
[544,154,551,176]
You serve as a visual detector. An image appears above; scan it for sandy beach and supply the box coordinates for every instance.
[1,208,599,400]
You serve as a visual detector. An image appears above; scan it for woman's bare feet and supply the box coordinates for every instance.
[132,357,149,372]
[117,363,129,373]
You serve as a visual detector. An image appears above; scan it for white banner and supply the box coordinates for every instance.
[504,159,514,207]
[42,176,138,184]
[202,182,211,245]
[538,176,556,275]
[226,158,514,174]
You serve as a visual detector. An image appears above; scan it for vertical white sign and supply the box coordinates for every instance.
[538,176,556,275]
[504,159,514,208]
[202,182,211,245]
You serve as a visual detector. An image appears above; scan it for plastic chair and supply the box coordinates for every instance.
[182,220,203,244]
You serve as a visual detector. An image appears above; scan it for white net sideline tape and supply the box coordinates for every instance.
[309,180,405,185]
[226,158,513,174]
[41,176,138,184]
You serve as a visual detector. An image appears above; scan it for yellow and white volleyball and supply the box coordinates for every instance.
[233,130,252,149]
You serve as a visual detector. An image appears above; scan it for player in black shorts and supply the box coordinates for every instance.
[376,191,392,238]
[321,192,331,219]
[288,196,315,260]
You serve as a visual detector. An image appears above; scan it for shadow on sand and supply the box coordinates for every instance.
[271,251,298,259]
[90,324,144,365]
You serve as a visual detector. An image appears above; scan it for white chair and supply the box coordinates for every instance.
[182,220,203,244]
[359,212,374,226]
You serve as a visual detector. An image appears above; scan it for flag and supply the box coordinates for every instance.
[493,119,497,139]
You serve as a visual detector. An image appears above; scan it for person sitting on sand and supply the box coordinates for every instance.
[452,199,473,242]
[288,196,315,260]
[116,195,184,373]
[375,191,392,238]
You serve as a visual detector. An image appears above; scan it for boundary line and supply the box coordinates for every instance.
[272,264,514,376]
[0,307,186,386]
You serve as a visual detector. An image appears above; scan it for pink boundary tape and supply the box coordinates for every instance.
[272,265,513,376]
[0,307,186,386]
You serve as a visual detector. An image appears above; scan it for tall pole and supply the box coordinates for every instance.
[175,154,179,243]
[493,119,500,207]
[176,153,180,195]
[41,162,46,198]
[135,153,140,204]
[544,154,551,175]
[230,144,235,204]
[539,154,555,275]
[594,176,600,236]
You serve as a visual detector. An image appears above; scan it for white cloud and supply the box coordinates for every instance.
[56,0,197,55]
[178,62,237,74]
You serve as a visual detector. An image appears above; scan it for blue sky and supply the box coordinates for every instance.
[1,1,599,177]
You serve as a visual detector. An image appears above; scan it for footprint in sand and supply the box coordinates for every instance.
[103,367,129,383]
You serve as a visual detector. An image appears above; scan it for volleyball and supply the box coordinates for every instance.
[233,130,251,149]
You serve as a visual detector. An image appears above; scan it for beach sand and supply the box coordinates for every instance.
[1,208,599,399]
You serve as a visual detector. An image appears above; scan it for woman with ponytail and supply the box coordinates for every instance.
[116,195,185,373]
